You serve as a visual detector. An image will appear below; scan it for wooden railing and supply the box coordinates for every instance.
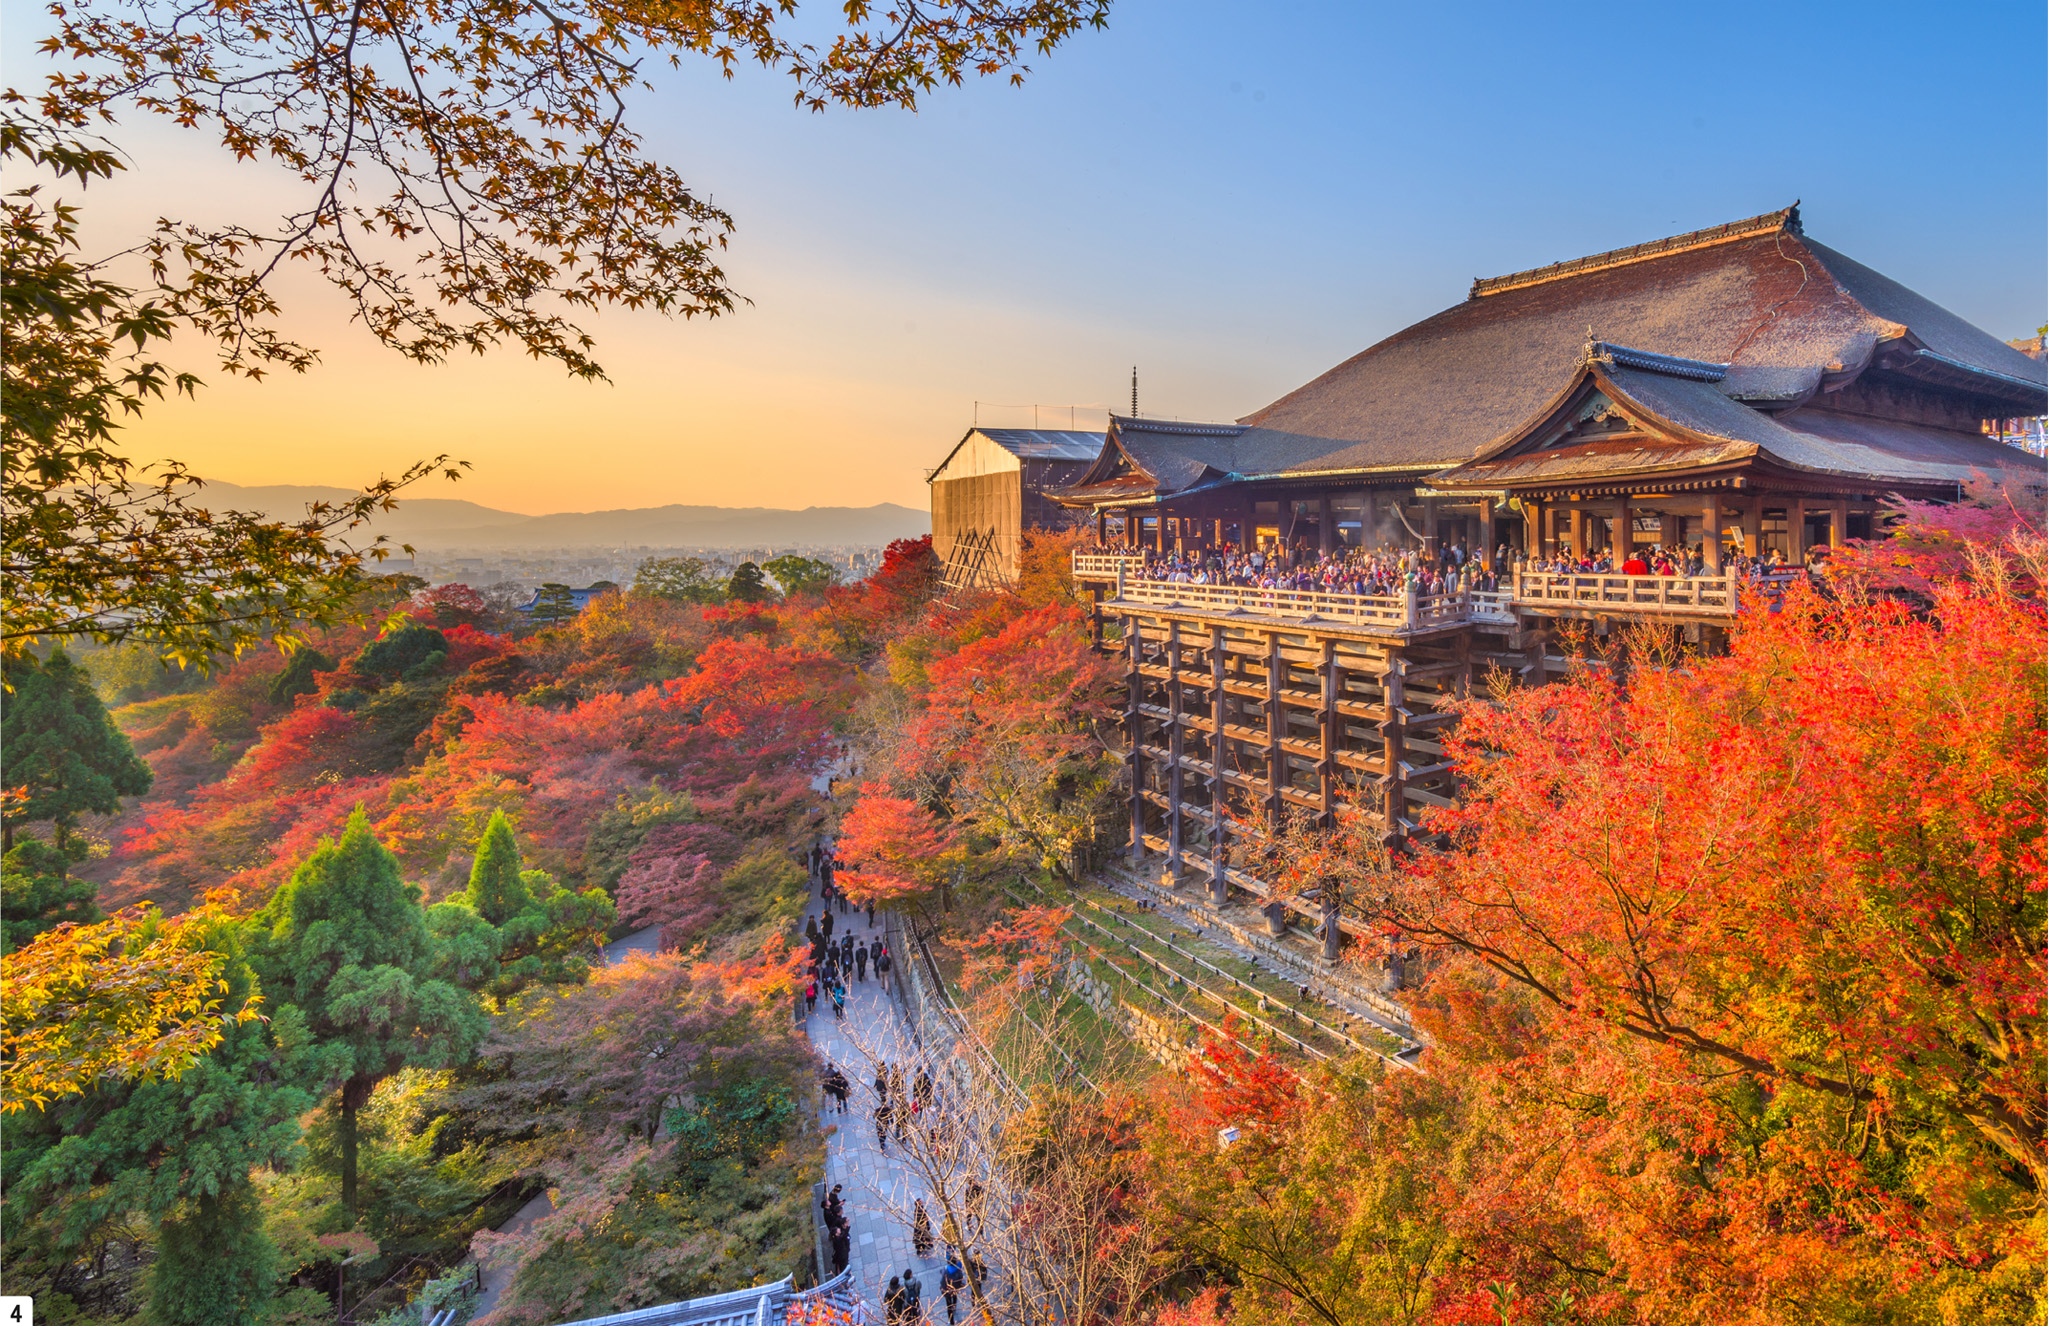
[1079,549,1806,631]
[1073,550,1149,579]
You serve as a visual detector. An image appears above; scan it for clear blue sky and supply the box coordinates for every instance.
[8,0,2044,511]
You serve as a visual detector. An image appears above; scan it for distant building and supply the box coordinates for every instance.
[927,428,1100,587]
[517,583,616,616]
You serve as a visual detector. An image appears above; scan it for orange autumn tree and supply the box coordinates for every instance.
[1379,569,2048,1321]
[896,603,1121,883]
[834,784,961,913]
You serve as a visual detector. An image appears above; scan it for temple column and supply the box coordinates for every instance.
[1612,497,1630,561]
[1265,636,1285,832]
[1479,497,1497,569]
[1743,495,1763,558]
[1095,510,1106,545]
[1568,508,1586,559]
[1790,498,1809,561]
[1318,496,1333,557]
[1209,626,1229,906]
[1830,498,1849,549]
[1125,615,1144,863]
[1702,495,1724,573]
[1420,496,1440,556]
[1153,511,1166,555]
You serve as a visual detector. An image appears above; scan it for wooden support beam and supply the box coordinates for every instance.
[1318,495,1333,558]
[1379,650,1407,844]
[1702,496,1723,573]
[1479,498,1497,570]
[1319,641,1339,829]
[1209,626,1229,906]
[1126,615,1145,863]
[1790,497,1809,561]
[1830,497,1848,549]
[1266,636,1285,831]
[1612,496,1630,559]
[1167,621,1184,880]
[1568,507,1586,559]
[1743,493,1763,558]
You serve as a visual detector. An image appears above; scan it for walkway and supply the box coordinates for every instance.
[803,891,948,1312]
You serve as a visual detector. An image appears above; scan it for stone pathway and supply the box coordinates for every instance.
[803,891,949,1314]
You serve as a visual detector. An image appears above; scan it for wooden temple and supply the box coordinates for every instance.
[1051,206,2048,951]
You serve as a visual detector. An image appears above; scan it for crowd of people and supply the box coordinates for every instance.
[804,838,984,1325]
[1103,535,1813,602]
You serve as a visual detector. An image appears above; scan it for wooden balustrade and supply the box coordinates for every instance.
[1077,549,1806,630]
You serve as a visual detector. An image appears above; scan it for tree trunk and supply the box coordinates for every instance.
[340,1075,374,1219]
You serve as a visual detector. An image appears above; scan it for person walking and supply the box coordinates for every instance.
[875,1097,893,1154]
[821,908,836,942]
[822,1182,844,1229]
[884,1277,906,1326]
[840,933,855,969]
[804,978,817,1014]
[940,1254,965,1325]
[867,899,877,926]
[902,1268,924,1324]
[855,941,870,982]
[914,1066,934,1115]
[911,1198,934,1258]
[830,1220,850,1275]
[831,983,846,1020]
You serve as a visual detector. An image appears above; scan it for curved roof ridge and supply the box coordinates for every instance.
[1471,206,1801,298]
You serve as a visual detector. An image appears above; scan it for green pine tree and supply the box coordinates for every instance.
[1,648,153,857]
[1,838,101,953]
[726,561,771,603]
[438,810,615,1009]
[8,941,342,1326]
[255,810,486,1217]
[527,582,580,625]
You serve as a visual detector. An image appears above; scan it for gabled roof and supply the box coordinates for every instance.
[1433,341,2047,491]
[1224,207,2044,479]
[1058,416,1247,503]
[927,427,1103,483]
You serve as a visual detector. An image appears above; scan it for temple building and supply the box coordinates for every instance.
[927,427,1099,587]
[1048,205,2047,954]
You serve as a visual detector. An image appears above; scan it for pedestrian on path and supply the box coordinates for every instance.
[841,933,855,969]
[822,909,836,941]
[831,1222,850,1275]
[804,979,817,1014]
[876,944,893,994]
[902,1268,924,1324]
[884,1277,905,1326]
[940,1255,964,1325]
[914,1067,933,1115]
[912,1198,934,1258]
[867,900,877,926]
[855,941,869,981]
[875,1098,893,1154]
[831,983,846,1020]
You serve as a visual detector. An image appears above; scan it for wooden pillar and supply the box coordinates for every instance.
[1568,508,1586,559]
[1420,497,1440,555]
[1125,615,1145,862]
[1479,498,1497,569]
[1613,496,1630,561]
[1522,501,1542,557]
[1089,586,1104,649]
[1790,498,1809,561]
[1265,636,1285,832]
[1702,495,1723,573]
[1209,626,1229,906]
[1379,649,1407,844]
[1830,498,1848,549]
[1095,510,1106,546]
[1522,625,1549,688]
[1166,621,1184,880]
[1318,641,1339,830]
[1743,494,1763,558]
[1321,877,1342,963]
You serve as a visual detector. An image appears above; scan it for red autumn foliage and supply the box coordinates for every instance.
[833,784,956,907]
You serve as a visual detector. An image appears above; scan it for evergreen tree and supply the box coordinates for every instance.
[726,561,771,603]
[0,648,152,856]
[1,838,101,953]
[437,810,616,1009]
[8,933,340,1326]
[527,583,580,625]
[255,810,485,1217]
[266,646,335,706]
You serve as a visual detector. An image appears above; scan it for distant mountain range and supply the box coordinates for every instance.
[192,481,931,549]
